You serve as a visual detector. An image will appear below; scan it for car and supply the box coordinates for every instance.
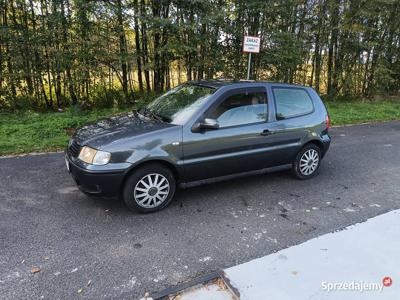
[65,80,331,213]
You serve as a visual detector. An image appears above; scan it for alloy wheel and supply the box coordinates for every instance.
[299,149,319,176]
[134,173,170,208]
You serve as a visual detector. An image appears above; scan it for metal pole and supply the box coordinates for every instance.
[247,52,252,80]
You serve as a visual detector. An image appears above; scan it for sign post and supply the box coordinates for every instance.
[243,36,261,80]
[247,53,252,80]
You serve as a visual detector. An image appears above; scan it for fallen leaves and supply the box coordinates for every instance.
[65,128,76,136]
[141,292,154,300]
[31,267,41,274]
[76,280,92,295]
[215,278,228,290]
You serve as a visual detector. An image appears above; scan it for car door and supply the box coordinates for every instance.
[263,85,317,164]
[182,86,280,182]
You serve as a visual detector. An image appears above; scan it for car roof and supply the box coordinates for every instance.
[189,79,307,89]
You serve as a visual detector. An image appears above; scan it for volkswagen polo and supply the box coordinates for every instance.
[65,80,331,213]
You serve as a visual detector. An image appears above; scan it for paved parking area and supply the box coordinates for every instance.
[0,122,399,299]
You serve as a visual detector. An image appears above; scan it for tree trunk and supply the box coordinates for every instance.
[61,0,77,105]
[133,0,143,93]
[151,0,164,92]
[3,1,17,96]
[17,0,34,96]
[116,0,129,100]
[314,0,327,93]
[327,0,340,97]
[140,0,151,91]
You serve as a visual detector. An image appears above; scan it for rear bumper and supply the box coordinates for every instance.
[65,155,126,197]
[321,133,331,157]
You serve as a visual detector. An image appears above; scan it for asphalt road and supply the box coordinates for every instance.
[1,122,399,299]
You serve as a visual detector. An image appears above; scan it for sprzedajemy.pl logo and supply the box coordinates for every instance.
[321,277,393,293]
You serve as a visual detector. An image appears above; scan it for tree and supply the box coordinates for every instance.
[1,0,400,111]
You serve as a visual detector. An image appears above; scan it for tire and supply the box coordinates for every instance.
[292,144,322,180]
[123,163,176,213]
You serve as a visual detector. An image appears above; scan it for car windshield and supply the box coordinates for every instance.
[142,84,216,125]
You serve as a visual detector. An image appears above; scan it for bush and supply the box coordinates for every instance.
[0,87,159,113]
[91,87,126,108]
[0,94,39,112]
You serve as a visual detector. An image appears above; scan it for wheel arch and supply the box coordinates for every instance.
[304,139,323,151]
[120,159,180,196]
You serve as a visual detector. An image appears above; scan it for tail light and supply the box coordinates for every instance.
[325,114,331,129]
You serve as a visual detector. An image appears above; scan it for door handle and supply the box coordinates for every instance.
[260,129,274,136]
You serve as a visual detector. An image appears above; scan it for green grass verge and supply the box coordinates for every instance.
[325,100,400,125]
[0,107,130,155]
[0,100,399,156]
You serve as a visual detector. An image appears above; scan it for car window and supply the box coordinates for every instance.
[145,84,215,125]
[206,92,268,128]
[273,88,313,119]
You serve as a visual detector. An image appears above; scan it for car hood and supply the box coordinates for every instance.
[73,111,175,148]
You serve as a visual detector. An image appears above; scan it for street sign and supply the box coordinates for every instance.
[243,36,260,53]
[243,36,260,80]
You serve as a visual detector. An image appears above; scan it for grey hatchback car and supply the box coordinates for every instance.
[65,80,331,213]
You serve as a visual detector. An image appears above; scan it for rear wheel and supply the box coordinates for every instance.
[123,163,176,213]
[292,144,321,179]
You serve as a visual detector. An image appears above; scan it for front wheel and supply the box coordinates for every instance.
[123,163,176,213]
[292,144,321,179]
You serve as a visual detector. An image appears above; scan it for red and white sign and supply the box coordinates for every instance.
[243,36,260,53]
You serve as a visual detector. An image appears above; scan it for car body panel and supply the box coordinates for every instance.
[182,121,293,181]
[73,111,175,149]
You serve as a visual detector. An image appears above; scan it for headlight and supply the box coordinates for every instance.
[78,146,111,165]
[78,146,96,163]
[93,150,111,165]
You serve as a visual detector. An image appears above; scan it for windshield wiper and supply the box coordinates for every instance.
[139,107,170,123]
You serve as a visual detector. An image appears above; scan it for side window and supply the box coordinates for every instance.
[206,92,268,128]
[273,88,314,119]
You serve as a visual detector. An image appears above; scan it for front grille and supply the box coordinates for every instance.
[68,139,81,157]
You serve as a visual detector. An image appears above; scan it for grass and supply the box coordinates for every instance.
[0,107,130,155]
[325,100,400,125]
[0,99,399,156]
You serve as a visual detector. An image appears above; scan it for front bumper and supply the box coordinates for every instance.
[65,154,127,197]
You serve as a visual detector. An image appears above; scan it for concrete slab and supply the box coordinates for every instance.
[162,278,237,300]
[178,283,236,300]
[224,209,400,300]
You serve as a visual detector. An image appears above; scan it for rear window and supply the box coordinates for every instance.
[273,88,314,119]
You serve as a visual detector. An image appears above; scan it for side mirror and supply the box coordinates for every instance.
[192,118,219,132]
[201,118,219,130]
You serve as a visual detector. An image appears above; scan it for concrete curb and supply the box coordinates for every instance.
[148,270,240,300]
[0,150,63,159]
[149,271,219,299]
